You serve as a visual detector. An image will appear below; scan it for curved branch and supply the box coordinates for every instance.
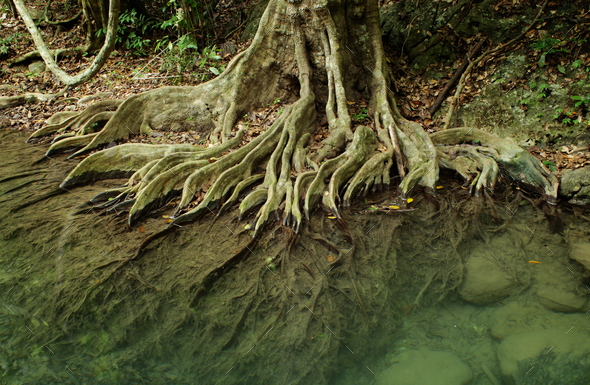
[13,0,120,87]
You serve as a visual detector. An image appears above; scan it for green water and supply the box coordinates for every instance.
[1,129,590,385]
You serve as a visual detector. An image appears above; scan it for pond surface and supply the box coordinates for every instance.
[1,129,590,385]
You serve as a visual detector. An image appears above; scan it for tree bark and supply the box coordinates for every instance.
[13,0,120,86]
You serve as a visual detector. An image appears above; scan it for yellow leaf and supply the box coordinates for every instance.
[389,205,400,209]
[328,216,337,219]
[162,215,170,218]
[407,198,414,203]
[166,219,173,223]
[436,186,443,189]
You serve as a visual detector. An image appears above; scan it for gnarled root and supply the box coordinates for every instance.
[27,99,121,144]
[431,127,558,202]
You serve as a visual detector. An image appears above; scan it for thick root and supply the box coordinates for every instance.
[304,126,377,220]
[0,90,67,110]
[27,99,121,142]
[45,133,97,156]
[431,127,558,202]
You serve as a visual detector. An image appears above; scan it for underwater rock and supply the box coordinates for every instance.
[536,286,589,313]
[489,302,548,340]
[497,328,590,385]
[459,255,521,305]
[376,348,472,385]
[570,243,590,271]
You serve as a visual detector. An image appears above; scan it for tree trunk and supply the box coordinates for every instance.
[27,1,558,382]
[81,0,110,51]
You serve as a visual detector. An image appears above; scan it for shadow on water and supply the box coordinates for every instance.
[1,129,590,385]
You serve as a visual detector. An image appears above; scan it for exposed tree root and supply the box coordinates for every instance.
[9,47,85,67]
[13,0,120,86]
[0,89,67,110]
[31,0,558,242]
[27,99,121,143]
[431,127,558,202]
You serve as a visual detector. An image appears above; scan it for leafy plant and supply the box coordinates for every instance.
[572,59,584,69]
[0,33,18,55]
[530,37,569,54]
[572,95,590,108]
[352,108,369,120]
[552,108,564,120]
[97,9,155,56]
[542,160,556,172]
[531,37,569,68]
[537,83,550,98]
[156,34,200,78]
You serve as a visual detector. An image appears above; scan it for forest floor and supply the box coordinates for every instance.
[1,0,589,179]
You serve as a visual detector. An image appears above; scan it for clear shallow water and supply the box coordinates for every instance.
[1,129,590,385]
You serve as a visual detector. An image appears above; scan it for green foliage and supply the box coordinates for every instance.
[530,37,569,54]
[571,95,590,108]
[531,37,569,68]
[352,108,369,120]
[0,33,18,55]
[155,34,200,77]
[97,9,155,56]
[542,160,556,172]
[537,83,550,98]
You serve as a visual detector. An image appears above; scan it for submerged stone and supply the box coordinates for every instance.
[570,243,590,271]
[376,348,472,385]
[536,286,589,313]
[459,255,520,305]
[497,328,590,385]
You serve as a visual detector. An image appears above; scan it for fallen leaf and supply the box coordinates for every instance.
[436,186,443,189]
[407,198,414,203]
[139,225,145,233]
[403,304,412,315]
[327,254,334,262]
[389,205,400,209]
